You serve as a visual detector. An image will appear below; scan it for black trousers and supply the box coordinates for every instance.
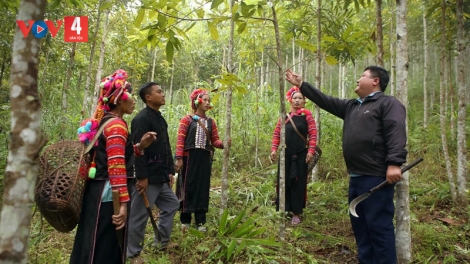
[180,211,206,225]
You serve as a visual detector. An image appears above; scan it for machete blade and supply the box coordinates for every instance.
[349,192,372,217]
[348,157,424,218]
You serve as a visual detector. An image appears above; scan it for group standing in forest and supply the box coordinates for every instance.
[71,65,406,264]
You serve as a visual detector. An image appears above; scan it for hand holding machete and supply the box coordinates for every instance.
[349,157,423,218]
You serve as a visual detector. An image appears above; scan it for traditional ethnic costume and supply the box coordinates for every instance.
[271,87,317,219]
[71,70,141,264]
[175,89,223,228]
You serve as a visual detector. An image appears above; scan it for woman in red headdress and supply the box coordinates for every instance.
[270,86,317,225]
[70,69,156,264]
[174,89,229,232]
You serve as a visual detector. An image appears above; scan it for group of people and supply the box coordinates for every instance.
[71,70,228,264]
[70,65,407,264]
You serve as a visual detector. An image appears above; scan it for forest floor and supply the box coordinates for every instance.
[27,161,470,264]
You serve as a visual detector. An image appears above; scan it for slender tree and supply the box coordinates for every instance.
[82,0,103,116]
[455,0,467,205]
[62,42,77,110]
[91,9,110,113]
[395,0,411,262]
[375,0,384,67]
[438,0,456,202]
[219,0,235,212]
[270,0,287,240]
[0,0,48,263]
[311,0,322,181]
[422,11,428,128]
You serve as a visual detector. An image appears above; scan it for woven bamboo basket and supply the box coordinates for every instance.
[36,140,89,232]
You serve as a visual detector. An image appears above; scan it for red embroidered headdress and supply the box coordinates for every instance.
[286,86,301,102]
[78,69,131,145]
[190,88,209,110]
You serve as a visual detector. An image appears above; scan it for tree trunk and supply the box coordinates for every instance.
[455,0,467,205]
[0,49,9,88]
[150,48,157,82]
[91,10,110,114]
[337,63,342,98]
[423,12,428,128]
[0,0,48,263]
[169,63,175,104]
[62,42,77,110]
[341,64,346,99]
[271,0,287,241]
[82,0,103,117]
[448,51,455,140]
[292,37,295,72]
[375,0,384,67]
[389,7,395,96]
[312,0,322,182]
[395,0,411,263]
[219,0,235,213]
[438,0,456,202]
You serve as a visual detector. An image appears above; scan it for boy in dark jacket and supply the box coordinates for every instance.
[286,66,407,264]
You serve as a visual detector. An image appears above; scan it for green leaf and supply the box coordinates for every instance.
[211,0,224,10]
[295,40,317,53]
[234,86,248,94]
[237,22,247,34]
[158,14,167,28]
[50,0,61,9]
[234,240,246,257]
[227,210,246,234]
[323,35,338,43]
[244,227,266,238]
[166,41,174,64]
[99,2,113,10]
[227,240,237,261]
[196,8,205,18]
[208,21,219,40]
[135,9,146,27]
[232,3,239,15]
[232,219,255,238]
[240,2,249,17]
[325,55,338,65]
[188,228,205,238]
[218,209,229,236]
[251,238,281,247]
[222,73,238,82]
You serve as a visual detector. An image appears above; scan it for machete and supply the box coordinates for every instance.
[141,191,162,243]
[349,157,423,218]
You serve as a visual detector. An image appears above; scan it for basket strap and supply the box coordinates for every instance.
[287,114,308,144]
[84,118,117,154]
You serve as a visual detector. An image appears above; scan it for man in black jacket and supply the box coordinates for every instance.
[286,66,407,264]
[127,82,179,259]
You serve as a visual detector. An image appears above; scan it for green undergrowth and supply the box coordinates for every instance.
[27,150,470,263]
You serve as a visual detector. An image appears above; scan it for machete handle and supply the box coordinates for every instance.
[112,190,120,215]
[369,157,424,194]
[400,157,424,173]
[142,191,151,208]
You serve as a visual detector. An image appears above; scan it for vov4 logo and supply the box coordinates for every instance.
[16,16,88,42]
